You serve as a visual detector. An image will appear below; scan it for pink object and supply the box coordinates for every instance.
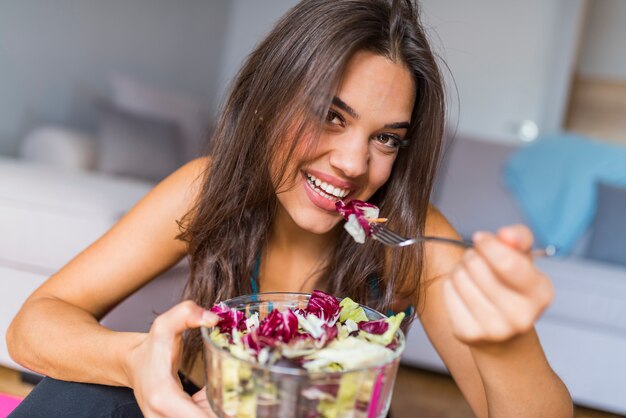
[367,370,385,418]
[0,393,23,417]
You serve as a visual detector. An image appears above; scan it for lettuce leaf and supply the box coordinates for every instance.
[339,297,368,323]
[359,312,405,346]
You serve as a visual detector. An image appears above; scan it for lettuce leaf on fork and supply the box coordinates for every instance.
[335,200,382,244]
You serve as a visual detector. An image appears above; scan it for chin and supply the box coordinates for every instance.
[290,208,341,235]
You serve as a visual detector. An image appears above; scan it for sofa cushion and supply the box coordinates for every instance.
[586,182,626,266]
[536,256,626,334]
[111,74,212,161]
[97,103,183,182]
[433,136,527,239]
[0,158,152,270]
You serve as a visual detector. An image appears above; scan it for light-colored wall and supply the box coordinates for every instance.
[420,0,584,142]
[0,0,588,157]
[578,0,626,80]
[0,0,231,157]
[214,0,299,109]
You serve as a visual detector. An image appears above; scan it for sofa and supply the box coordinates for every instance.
[401,136,626,414]
[3,135,626,414]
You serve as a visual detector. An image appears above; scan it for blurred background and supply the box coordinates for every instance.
[1,1,625,417]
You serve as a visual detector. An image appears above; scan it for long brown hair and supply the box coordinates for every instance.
[179,0,445,368]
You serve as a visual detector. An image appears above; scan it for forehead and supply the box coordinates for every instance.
[335,51,415,122]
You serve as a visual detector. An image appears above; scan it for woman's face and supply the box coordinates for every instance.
[275,50,416,235]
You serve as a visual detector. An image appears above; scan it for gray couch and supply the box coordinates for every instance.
[7,135,625,414]
[401,136,626,414]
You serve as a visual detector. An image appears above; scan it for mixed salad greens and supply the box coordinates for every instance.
[335,200,384,244]
[206,291,404,418]
[208,290,404,372]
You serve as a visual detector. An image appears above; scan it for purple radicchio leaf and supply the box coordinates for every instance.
[322,324,338,342]
[210,303,246,334]
[358,318,389,335]
[306,290,341,325]
[242,332,261,353]
[257,309,299,345]
[335,200,379,236]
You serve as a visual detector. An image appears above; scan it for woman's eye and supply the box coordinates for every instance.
[374,133,402,149]
[325,109,344,127]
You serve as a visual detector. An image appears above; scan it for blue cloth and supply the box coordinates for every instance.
[504,133,626,254]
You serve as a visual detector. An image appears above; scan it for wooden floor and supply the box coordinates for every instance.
[1,365,624,417]
[391,366,625,418]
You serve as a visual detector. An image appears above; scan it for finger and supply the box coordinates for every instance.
[192,387,217,417]
[471,232,538,293]
[158,392,210,418]
[442,278,483,344]
[450,263,512,342]
[461,250,538,335]
[151,300,219,340]
[495,224,534,252]
[138,382,208,418]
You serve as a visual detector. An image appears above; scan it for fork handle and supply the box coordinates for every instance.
[418,235,473,248]
[420,236,557,257]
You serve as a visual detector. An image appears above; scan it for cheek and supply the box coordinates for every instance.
[368,155,396,190]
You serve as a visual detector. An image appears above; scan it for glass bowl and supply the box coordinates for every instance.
[201,292,405,418]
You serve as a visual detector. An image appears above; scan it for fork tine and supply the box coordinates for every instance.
[370,224,416,247]
[380,227,409,242]
[370,227,396,245]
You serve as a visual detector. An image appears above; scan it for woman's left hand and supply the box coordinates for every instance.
[442,224,554,347]
[191,387,217,417]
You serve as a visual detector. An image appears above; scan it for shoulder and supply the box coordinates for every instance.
[160,156,210,196]
[146,157,211,218]
[105,156,211,257]
[396,205,462,307]
[422,204,465,283]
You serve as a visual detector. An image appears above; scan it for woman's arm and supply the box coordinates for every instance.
[6,158,207,386]
[417,206,573,418]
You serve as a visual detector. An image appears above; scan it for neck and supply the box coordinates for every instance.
[269,205,339,257]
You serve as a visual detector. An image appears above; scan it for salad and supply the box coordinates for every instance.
[335,200,385,244]
[206,291,405,418]
[208,290,404,373]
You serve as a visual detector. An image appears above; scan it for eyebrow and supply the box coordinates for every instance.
[332,96,359,119]
[331,96,411,130]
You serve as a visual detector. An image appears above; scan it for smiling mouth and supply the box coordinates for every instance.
[304,172,351,201]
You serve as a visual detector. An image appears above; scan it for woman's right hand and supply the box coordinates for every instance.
[124,300,218,417]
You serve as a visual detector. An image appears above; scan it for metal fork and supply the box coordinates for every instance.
[369,223,558,257]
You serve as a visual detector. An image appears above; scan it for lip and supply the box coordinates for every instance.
[301,171,354,212]
[305,169,357,191]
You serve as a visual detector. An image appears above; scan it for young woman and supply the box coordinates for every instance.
[7,0,572,416]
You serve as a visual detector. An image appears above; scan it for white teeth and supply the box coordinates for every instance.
[305,173,349,200]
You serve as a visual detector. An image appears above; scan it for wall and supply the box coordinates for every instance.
[0,1,588,157]
[577,0,626,80]
[420,0,585,142]
[0,0,231,157]
[214,0,299,109]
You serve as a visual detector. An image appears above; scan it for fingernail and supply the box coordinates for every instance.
[201,311,218,326]
[473,231,486,243]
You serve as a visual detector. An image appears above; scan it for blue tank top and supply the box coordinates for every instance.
[249,253,414,318]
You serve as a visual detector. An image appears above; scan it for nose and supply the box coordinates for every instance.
[328,131,369,178]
